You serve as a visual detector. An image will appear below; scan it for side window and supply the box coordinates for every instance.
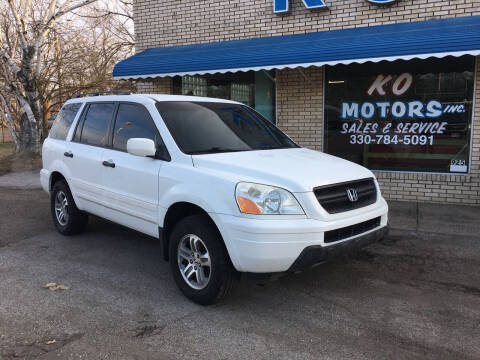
[79,103,115,147]
[49,103,82,140]
[112,103,161,151]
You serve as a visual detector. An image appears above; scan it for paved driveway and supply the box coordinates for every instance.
[0,189,479,359]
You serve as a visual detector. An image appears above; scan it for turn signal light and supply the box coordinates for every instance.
[236,196,261,214]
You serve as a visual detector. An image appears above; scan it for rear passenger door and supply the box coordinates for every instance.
[100,102,166,237]
[67,102,115,213]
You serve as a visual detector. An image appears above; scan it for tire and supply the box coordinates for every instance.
[51,180,88,235]
[169,214,239,305]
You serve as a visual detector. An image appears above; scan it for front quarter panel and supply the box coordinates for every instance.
[158,162,240,224]
[157,161,247,269]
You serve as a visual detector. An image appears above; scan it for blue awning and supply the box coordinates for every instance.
[113,16,480,80]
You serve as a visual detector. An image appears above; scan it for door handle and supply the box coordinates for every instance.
[102,160,115,168]
[64,151,73,158]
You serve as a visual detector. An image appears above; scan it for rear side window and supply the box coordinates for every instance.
[49,103,82,140]
[112,103,161,151]
[79,103,115,147]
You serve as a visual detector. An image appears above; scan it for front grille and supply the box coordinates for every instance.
[324,217,381,243]
[314,178,377,214]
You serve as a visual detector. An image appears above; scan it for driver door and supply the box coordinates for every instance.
[101,102,167,237]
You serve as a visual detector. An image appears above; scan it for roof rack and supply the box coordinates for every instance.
[71,90,131,99]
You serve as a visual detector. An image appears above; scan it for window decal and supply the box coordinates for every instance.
[324,57,474,174]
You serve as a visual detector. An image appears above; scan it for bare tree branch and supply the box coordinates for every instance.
[42,0,97,34]
[6,0,29,49]
[0,48,20,74]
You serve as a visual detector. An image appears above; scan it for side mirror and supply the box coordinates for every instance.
[126,138,156,157]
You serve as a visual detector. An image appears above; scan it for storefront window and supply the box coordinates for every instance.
[172,71,276,123]
[324,56,475,173]
[181,76,208,97]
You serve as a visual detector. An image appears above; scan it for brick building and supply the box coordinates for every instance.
[114,0,480,205]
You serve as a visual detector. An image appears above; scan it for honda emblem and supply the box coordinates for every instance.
[346,188,359,202]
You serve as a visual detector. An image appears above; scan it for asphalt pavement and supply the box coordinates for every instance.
[0,188,479,359]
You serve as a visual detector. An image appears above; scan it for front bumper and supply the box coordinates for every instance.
[212,198,388,273]
[288,225,388,272]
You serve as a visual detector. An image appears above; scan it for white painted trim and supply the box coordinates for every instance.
[321,65,326,152]
[467,57,477,176]
[274,69,278,126]
[114,50,480,80]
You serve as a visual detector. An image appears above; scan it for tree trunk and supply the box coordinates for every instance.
[14,46,43,155]
[18,98,43,154]
[17,111,40,154]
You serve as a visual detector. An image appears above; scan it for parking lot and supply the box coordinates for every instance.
[0,188,479,359]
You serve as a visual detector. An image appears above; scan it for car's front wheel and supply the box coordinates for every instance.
[51,180,88,235]
[169,215,239,305]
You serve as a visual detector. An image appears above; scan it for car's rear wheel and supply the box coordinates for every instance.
[169,215,239,305]
[51,180,88,235]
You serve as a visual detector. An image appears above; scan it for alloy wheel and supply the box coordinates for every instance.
[54,190,69,226]
[177,234,211,290]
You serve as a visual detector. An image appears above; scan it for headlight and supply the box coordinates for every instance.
[235,182,304,215]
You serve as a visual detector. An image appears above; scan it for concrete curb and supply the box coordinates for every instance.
[388,200,480,238]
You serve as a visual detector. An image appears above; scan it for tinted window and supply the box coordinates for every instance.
[112,104,160,151]
[156,102,297,155]
[79,103,115,146]
[49,103,82,140]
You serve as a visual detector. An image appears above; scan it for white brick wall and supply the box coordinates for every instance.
[136,78,172,94]
[133,0,480,204]
[134,0,480,50]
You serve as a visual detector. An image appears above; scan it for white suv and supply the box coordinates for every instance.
[42,93,388,304]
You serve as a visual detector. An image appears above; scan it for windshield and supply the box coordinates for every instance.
[156,101,299,155]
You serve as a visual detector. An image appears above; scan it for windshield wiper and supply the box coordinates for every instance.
[188,147,247,155]
[258,145,296,150]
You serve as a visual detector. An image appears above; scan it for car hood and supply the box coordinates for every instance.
[191,147,374,192]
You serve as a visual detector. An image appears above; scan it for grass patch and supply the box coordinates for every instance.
[0,143,42,177]
[0,143,15,159]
